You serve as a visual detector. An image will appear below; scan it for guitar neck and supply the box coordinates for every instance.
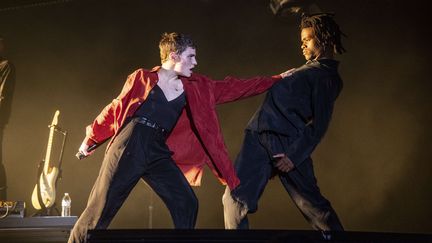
[43,126,55,174]
[43,110,60,174]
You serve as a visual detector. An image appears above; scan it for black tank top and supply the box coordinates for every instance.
[134,85,186,132]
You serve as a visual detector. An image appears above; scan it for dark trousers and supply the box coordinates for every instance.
[69,119,198,243]
[223,130,343,231]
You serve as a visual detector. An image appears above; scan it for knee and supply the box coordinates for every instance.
[295,198,310,210]
[222,187,243,209]
[292,192,330,212]
[222,186,257,213]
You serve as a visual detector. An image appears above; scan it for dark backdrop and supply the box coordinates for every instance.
[1,0,431,233]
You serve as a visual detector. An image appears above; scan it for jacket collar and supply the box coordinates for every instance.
[150,66,160,73]
[147,66,160,86]
[306,58,339,71]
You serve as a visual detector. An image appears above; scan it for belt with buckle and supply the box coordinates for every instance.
[136,117,167,135]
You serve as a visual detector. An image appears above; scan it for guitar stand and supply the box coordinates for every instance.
[32,202,60,217]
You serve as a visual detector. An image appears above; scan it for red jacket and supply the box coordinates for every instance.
[84,67,280,189]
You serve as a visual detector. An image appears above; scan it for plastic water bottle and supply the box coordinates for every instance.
[61,193,71,217]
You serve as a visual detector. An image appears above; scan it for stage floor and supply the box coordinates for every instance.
[87,229,432,243]
[1,227,432,243]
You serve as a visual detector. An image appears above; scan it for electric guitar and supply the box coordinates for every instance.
[31,110,60,210]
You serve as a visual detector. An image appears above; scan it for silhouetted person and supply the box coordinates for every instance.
[0,35,16,200]
[223,13,346,237]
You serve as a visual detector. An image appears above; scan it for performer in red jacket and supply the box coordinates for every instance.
[69,32,291,242]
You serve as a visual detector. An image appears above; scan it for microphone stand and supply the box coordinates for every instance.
[53,125,67,176]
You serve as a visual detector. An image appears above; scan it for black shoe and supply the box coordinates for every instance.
[321,231,332,241]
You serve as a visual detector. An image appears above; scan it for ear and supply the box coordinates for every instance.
[169,51,179,62]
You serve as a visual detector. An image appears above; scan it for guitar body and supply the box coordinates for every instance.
[31,166,59,209]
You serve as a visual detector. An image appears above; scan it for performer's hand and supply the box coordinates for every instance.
[273,153,294,172]
[280,68,296,79]
[78,142,94,157]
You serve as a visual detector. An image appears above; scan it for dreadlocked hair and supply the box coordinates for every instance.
[300,13,347,54]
